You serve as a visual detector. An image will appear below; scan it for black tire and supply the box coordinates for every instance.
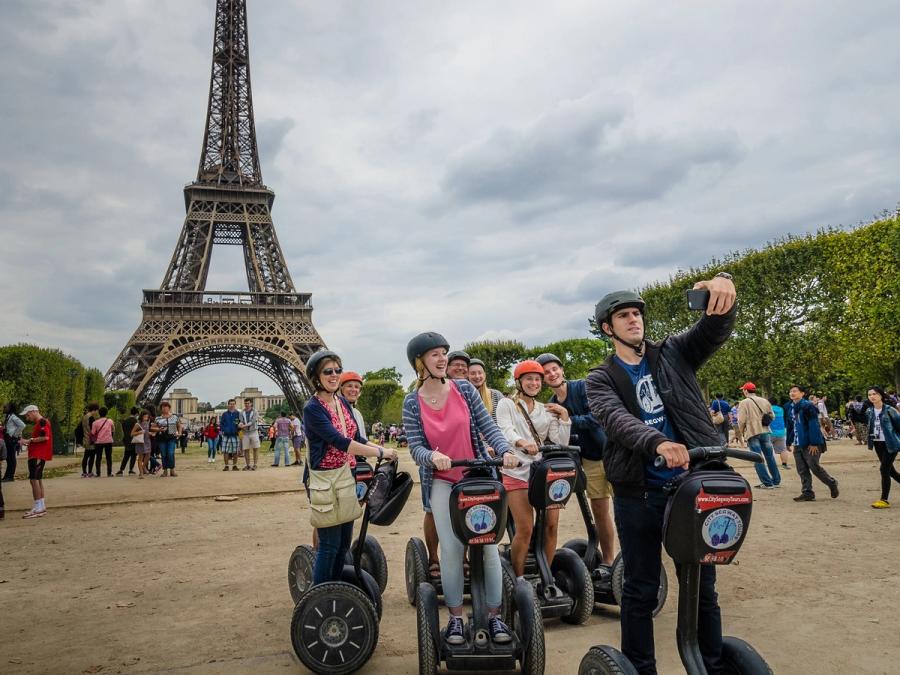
[611,553,668,617]
[553,547,594,625]
[578,645,639,675]
[721,636,774,675]
[287,544,316,604]
[405,537,429,606]
[416,583,440,675]
[500,556,517,625]
[514,579,545,675]
[340,564,383,622]
[562,537,603,565]
[348,535,388,593]
[290,582,379,675]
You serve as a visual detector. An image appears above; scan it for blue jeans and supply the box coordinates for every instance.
[160,439,177,469]
[313,521,354,585]
[747,433,781,487]
[273,437,291,465]
[207,438,217,459]
[614,491,723,675]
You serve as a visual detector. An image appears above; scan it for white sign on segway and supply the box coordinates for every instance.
[701,508,744,549]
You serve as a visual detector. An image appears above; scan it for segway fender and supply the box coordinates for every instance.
[341,564,383,620]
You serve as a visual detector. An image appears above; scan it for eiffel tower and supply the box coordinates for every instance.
[106,0,326,412]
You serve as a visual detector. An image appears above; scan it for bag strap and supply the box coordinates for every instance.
[334,399,349,438]
[516,399,546,448]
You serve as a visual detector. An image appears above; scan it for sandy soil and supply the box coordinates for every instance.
[1,440,898,675]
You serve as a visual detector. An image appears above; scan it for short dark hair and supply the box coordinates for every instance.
[790,384,807,394]
[88,402,100,411]
[160,401,171,409]
[99,406,109,416]
[244,398,253,404]
[227,398,236,404]
[714,393,724,399]
[855,395,863,402]
[130,406,140,415]
[767,396,778,406]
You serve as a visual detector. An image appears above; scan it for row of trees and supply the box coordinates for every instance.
[624,213,900,403]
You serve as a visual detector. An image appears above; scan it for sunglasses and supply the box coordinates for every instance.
[321,367,343,376]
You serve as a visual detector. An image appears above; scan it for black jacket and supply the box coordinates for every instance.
[585,306,736,496]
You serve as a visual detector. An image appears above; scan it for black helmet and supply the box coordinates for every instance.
[406,332,450,368]
[447,350,471,365]
[469,357,486,368]
[594,290,645,328]
[535,353,563,368]
[305,349,341,388]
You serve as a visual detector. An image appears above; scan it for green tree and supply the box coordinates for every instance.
[529,338,613,381]
[362,367,402,384]
[463,339,526,391]
[356,379,403,426]
[83,368,105,407]
[264,401,292,422]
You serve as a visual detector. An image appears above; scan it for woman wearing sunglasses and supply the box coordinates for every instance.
[302,349,398,585]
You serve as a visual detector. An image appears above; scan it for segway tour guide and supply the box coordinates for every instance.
[417,456,545,675]
[579,446,773,675]
[500,444,594,625]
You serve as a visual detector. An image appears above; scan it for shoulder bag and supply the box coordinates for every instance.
[749,397,774,427]
[307,399,363,529]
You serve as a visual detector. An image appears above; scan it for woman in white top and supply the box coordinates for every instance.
[495,360,571,578]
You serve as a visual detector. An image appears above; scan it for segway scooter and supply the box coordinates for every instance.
[416,456,545,675]
[579,446,773,675]
[290,459,412,675]
[289,460,405,601]
[563,461,668,615]
[499,444,593,625]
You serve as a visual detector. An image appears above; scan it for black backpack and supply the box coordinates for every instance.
[74,422,84,444]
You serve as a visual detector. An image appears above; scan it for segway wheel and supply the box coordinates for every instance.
[562,537,602,564]
[611,553,668,617]
[405,537,429,606]
[341,564,384,622]
[348,535,388,593]
[415,583,440,675]
[500,557,517,625]
[578,645,639,675]
[287,544,316,604]
[553,547,594,625]
[721,636,774,674]
[290,582,379,675]
[514,579,545,675]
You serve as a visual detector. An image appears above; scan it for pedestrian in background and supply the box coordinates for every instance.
[737,383,780,489]
[3,402,24,481]
[289,412,304,466]
[116,407,139,476]
[132,410,152,478]
[866,386,900,509]
[81,402,99,477]
[767,396,791,469]
[710,393,731,446]
[788,385,839,502]
[91,407,115,478]
[152,402,181,478]
[271,410,292,467]
[204,416,219,463]
[19,404,52,519]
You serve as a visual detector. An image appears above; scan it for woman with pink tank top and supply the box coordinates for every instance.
[403,332,519,647]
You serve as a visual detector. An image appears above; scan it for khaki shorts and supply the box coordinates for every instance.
[241,432,261,450]
[582,458,613,499]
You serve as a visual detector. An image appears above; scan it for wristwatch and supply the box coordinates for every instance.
[715,272,733,280]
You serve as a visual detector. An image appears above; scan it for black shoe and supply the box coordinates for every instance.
[489,616,512,644]
[793,494,815,502]
[445,616,465,645]
[830,481,839,499]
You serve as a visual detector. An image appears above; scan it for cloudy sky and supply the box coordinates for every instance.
[2,1,899,403]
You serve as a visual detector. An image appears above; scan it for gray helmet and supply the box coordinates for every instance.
[446,350,471,366]
[305,349,341,388]
[535,353,563,368]
[469,357,486,368]
[595,290,645,328]
[406,332,450,368]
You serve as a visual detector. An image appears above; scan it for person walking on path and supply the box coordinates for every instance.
[271,410,293,467]
[238,398,260,471]
[204,416,219,463]
[866,386,900,509]
[737,382,781,489]
[152,402,182,478]
[81,402,99,477]
[710,394,731,446]
[116,407,139,476]
[767,397,791,469]
[91,407,115,478]
[586,274,737,675]
[19,404,52,519]
[3,402,25,482]
[179,426,189,454]
[403,333,517,646]
[302,349,396,585]
[289,412,304,466]
[219,400,240,471]
[848,395,868,445]
[132,411,152,478]
[788,385,839,502]
[539,351,616,566]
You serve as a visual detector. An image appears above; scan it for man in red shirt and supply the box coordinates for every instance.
[19,404,52,519]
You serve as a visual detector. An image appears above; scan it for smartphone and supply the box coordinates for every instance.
[686,289,710,311]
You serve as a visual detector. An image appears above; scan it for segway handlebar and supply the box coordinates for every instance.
[653,446,763,469]
[537,444,581,454]
[449,455,521,468]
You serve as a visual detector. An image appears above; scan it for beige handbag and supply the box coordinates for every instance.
[307,400,363,529]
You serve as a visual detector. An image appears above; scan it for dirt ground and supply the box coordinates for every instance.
[2,439,898,675]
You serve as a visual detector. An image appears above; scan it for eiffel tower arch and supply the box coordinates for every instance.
[106,0,326,412]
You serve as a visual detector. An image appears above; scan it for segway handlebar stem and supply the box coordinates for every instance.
[449,456,521,468]
[653,446,764,469]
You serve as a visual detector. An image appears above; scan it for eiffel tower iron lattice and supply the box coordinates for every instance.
[106,0,326,412]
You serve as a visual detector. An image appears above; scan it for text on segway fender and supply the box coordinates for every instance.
[695,488,751,512]
[700,550,737,564]
[468,533,497,544]
[546,470,577,481]
[457,491,500,507]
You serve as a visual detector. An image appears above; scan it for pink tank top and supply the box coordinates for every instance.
[420,384,476,484]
